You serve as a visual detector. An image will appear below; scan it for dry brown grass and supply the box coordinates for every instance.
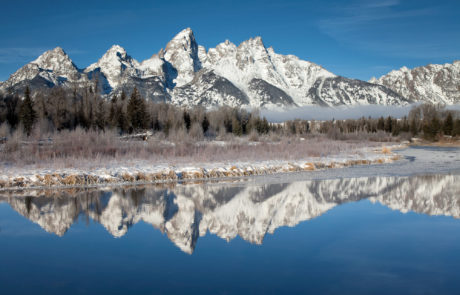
[0,129,386,171]
[381,146,392,154]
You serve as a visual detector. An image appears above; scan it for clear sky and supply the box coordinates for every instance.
[1,0,459,81]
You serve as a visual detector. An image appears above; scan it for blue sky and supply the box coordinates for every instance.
[0,0,459,81]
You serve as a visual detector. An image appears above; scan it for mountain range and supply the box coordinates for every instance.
[2,174,459,254]
[1,28,459,108]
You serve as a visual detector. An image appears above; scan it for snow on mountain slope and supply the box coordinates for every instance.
[204,37,335,106]
[171,69,250,107]
[85,45,170,102]
[85,45,140,91]
[247,78,297,107]
[307,76,411,106]
[138,52,166,78]
[369,61,460,104]
[1,47,88,93]
[163,27,202,88]
[0,28,448,107]
[3,173,459,253]
[33,47,82,80]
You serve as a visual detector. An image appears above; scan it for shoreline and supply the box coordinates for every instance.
[0,145,404,191]
[409,140,460,148]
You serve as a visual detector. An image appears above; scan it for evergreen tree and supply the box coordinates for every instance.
[232,117,242,136]
[18,87,36,136]
[5,94,19,128]
[202,115,210,134]
[423,115,441,141]
[453,119,460,137]
[127,87,148,132]
[410,117,418,136]
[401,116,410,133]
[109,95,117,127]
[78,96,89,130]
[443,112,453,135]
[384,116,393,133]
[183,111,191,131]
[72,89,78,129]
[377,117,385,130]
[117,106,129,134]
[262,117,270,133]
[88,94,94,128]
[95,100,106,131]
[392,120,400,136]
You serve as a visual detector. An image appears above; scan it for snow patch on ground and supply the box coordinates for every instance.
[0,144,405,190]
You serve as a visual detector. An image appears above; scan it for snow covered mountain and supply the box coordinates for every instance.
[0,47,89,94]
[369,61,460,104]
[0,28,425,108]
[2,174,459,254]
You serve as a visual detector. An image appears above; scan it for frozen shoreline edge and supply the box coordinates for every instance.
[0,145,405,192]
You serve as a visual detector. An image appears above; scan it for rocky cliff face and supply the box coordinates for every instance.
[2,174,459,254]
[5,28,453,108]
[370,61,460,104]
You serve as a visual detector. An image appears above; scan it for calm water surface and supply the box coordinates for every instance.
[1,147,460,295]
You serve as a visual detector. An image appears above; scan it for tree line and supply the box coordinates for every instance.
[0,86,271,139]
[1,86,459,141]
[278,104,460,140]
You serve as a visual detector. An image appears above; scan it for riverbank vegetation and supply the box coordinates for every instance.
[0,86,459,167]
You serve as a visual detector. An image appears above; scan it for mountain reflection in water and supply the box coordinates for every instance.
[1,174,459,254]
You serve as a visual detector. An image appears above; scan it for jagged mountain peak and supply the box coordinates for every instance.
[35,46,66,60]
[0,46,84,93]
[238,36,267,53]
[206,40,237,62]
[217,39,237,51]
[164,28,201,87]
[370,60,460,104]
[246,36,265,47]
[398,66,410,72]
[171,27,194,40]
[105,44,128,58]
[85,45,139,90]
[165,28,197,53]
[157,48,165,59]
[36,46,65,57]
[87,44,135,69]
[1,28,451,107]
[33,46,77,72]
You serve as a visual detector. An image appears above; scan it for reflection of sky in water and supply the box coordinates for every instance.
[1,172,460,294]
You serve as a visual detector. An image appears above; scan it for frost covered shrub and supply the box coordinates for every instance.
[4,126,24,154]
[189,123,204,141]
[204,126,217,138]
[327,127,342,140]
[0,122,10,139]
[30,118,54,140]
[168,127,188,143]
[248,130,259,142]
[266,132,281,142]
[0,125,383,168]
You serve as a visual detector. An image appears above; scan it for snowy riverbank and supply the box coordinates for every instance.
[0,144,404,190]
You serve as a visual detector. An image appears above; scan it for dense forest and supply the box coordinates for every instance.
[1,86,459,142]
